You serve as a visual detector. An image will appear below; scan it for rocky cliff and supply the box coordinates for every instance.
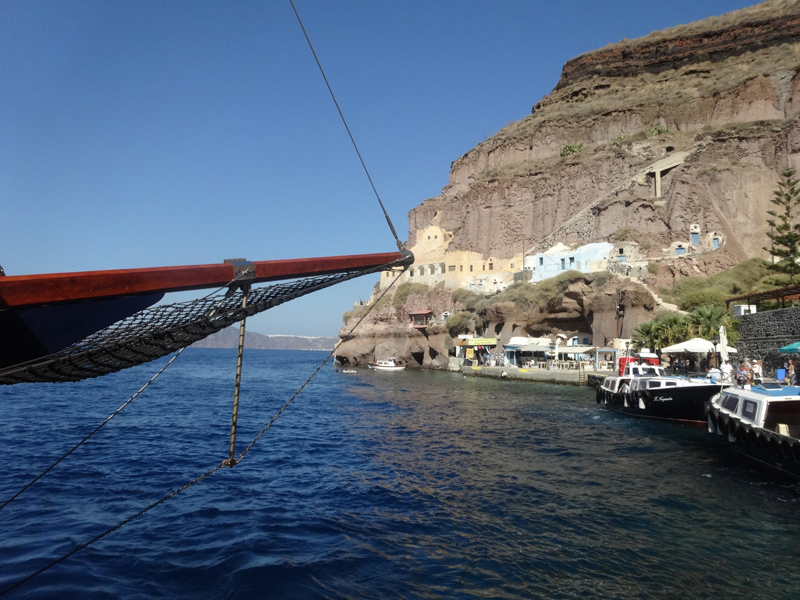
[337,0,800,368]
[411,0,800,262]
[336,273,660,368]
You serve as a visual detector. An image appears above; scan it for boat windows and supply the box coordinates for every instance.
[664,381,677,387]
[763,400,800,432]
[741,400,758,421]
[722,395,739,412]
[648,381,662,389]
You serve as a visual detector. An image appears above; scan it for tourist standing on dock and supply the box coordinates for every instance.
[736,361,749,388]
[721,360,733,382]
[751,360,763,385]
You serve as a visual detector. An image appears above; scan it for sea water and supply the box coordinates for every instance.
[0,348,798,599]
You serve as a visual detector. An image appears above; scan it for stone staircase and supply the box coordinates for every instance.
[529,142,704,256]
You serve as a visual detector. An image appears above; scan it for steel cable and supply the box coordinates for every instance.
[289,0,405,252]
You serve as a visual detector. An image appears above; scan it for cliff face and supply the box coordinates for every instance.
[557,10,800,86]
[338,1,800,367]
[335,274,659,368]
[409,1,800,262]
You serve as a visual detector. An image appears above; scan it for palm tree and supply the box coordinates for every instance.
[657,313,691,347]
[687,305,739,344]
[632,320,658,352]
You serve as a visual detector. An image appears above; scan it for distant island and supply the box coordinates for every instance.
[192,327,337,350]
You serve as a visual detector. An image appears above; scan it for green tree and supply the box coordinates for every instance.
[764,169,800,282]
[686,305,738,344]
[656,313,692,347]
[632,312,691,352]
[632,320,659,352]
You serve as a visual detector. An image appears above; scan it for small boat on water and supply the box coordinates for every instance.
[707,383,800,478]
[597,365,726,427]
[367,358,405,371]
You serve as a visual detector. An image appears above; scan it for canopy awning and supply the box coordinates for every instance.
[555,345,595,355]
[457,337,498,347]
[519,343,552,352]
[780,341,800,354]
[584,347,617,356]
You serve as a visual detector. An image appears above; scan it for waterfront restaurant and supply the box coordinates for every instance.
[457,337,497,365]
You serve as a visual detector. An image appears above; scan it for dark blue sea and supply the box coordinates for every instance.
[1,348,799,599]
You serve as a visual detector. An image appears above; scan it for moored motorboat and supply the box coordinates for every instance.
[707,383,800,478]
[597,365,725,427]
[367,358,405,371]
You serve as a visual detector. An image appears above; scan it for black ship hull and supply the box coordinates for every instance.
[597,383,723,427]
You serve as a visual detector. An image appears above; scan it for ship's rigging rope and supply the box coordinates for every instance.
[0,280,250,511]
[289,0,405,252]
[0,268,407,597]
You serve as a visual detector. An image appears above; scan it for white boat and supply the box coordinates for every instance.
[707,383,800,478]
[367,358,405,371]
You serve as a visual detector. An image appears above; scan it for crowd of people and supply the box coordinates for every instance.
[706,358,799,387]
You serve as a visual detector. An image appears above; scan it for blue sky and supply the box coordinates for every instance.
[1,0,757,336]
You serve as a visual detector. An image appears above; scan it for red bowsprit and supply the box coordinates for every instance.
[0,250,413,385]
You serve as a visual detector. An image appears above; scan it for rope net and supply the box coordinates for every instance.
[0,261,402,385]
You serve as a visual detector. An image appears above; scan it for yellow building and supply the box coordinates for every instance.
[379,225,524,294]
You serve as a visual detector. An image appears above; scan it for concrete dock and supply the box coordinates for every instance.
[461,364,611,387]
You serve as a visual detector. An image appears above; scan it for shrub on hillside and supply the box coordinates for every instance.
[451,288,484,311]
[660,258,771,306]
[342,295,390,324]
[446,311,474,337]
[591,271,611,289]
[560,142,584,157]
[678,289,727,311]
[648,262,660,275]
[392,282,430,309]
[492,271,586,310]
[645,125,673,136]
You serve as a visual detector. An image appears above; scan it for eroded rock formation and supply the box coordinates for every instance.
[338,1,800,367]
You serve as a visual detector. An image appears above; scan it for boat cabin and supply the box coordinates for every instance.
[717,385,800,436]
[622,365,665,377]
[618,353,660,375]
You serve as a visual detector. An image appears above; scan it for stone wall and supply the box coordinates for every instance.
[737,306,800,376]
[607,260,648,282]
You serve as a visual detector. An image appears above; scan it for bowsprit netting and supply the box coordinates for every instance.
[0,264,397,385]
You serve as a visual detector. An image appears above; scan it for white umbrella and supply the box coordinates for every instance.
[661,338,715,353]
[715,343,737,354]
[718,326,729,363]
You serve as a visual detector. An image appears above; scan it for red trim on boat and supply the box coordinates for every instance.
[0,251,407,309]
